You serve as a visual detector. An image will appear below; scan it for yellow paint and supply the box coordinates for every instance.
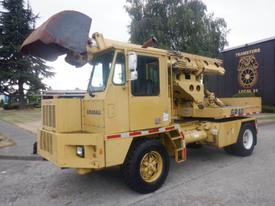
[36,32,261,173]
[76,168,93,175]
[128,53,170,131]
[38,130,105,169]
[105,138,133,167]
[42,99,82,132]
[139,151,163,183]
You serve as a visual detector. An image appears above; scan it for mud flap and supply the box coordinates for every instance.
[20,10,92,67]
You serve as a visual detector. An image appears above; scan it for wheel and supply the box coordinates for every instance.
[121,139,170,194]
[224,123,256,156]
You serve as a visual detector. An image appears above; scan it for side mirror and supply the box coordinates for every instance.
[128,52,138,80]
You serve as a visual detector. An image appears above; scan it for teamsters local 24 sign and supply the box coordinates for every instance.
[235,48,260,93]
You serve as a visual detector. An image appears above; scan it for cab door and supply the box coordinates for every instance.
[129,53,170,131]
[105,51,129,133]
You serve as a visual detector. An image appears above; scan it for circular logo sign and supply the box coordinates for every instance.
[237,55,259,89]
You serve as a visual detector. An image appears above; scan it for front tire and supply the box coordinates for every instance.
[224,123,256,156]
[121,139,170,194]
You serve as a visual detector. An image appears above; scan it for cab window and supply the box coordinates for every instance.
[88,51,114,93]
[113,53,126,85]
[131,56,160,96]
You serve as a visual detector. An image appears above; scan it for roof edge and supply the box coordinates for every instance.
[222,36,275,53]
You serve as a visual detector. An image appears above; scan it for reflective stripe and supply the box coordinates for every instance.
[165,126,175,131]
[141,130,149,135]
[106,125,180,140]
[107,134,121,139]
[129,131,142,136]
[149,128,159,133]
[121,133,129,138]
[159,127,166,132]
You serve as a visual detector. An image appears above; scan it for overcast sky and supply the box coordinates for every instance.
[28,0,275,90]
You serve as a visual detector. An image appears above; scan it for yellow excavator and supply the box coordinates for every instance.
[21,11,261,193]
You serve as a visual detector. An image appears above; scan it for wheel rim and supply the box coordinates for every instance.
[243,129,253,150]
[140,151,163,183]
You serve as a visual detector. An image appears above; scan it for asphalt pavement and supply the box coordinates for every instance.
[0,120,35,157]
[0,122,275,206]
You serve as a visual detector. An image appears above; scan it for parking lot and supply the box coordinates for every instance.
[0,122,275,206]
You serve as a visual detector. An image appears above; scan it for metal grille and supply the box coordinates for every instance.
[42,105,56,128]
[40,130,53,154]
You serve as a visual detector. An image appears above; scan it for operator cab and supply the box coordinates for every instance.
[85,48,170,133]
[88,50,160,97]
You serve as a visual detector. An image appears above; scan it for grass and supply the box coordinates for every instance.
[0,133,15,148]
[0,108,41,124]
[256,114,275,120]
[262,105,275,113]
[0,108,41,134]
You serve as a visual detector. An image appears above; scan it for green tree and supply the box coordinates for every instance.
[0,0,54,107]
[125,0,228,57]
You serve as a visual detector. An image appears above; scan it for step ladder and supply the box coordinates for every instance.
[167,132,186,163]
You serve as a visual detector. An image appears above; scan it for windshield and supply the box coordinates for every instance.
[88,51,114,93]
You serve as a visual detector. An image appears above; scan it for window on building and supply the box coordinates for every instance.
[131,55,160,96]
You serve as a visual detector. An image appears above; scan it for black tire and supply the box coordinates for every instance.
[224,122,256,157]
[33,141,37,154]
[121,139,170,194]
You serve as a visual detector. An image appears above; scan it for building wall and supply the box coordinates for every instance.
[207,39,275,106]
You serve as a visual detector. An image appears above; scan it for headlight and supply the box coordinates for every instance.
[76,146,85,158]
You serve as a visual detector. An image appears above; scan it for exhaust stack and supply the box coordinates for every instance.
[142,36,157,48]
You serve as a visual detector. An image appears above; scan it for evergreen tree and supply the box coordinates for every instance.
[125,0,228,57]
[0,0,54,106]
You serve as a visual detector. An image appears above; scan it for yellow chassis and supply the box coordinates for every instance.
[38,116,256,174]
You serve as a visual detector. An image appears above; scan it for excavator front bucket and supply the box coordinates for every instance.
[20,10,92,62]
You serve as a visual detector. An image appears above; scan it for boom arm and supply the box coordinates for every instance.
[169,51,225,76]
[169,51,226,113]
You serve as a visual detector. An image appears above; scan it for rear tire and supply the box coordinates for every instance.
[121,139,170,194]
[224,122,256,156]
